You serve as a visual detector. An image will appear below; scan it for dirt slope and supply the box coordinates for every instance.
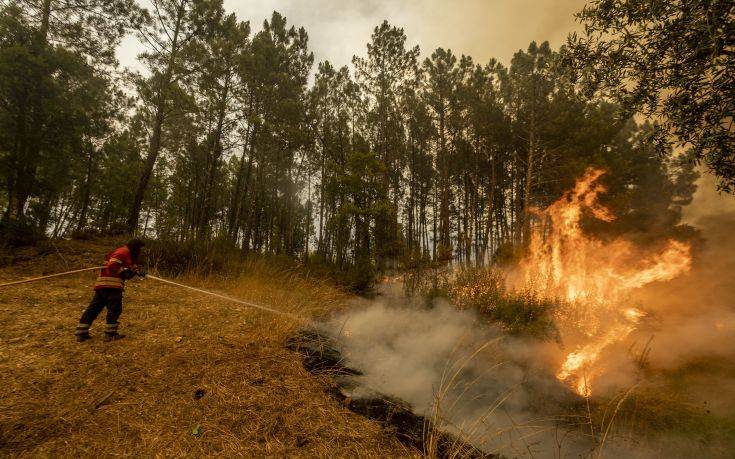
[0,240,415,457]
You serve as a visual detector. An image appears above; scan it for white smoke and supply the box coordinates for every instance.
[322,291,588,457]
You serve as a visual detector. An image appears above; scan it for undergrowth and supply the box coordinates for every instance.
[0,232,377,292]
[140,238,375,293]
[405,265,559,338]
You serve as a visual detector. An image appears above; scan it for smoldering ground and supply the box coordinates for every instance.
[317,290,589,457]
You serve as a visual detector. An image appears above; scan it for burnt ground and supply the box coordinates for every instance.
[286,330,494,458]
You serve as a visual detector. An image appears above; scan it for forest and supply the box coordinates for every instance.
[0,0,731,287]
[1,1,734,456]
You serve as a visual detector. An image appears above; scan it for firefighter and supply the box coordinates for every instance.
[75,239,146,342]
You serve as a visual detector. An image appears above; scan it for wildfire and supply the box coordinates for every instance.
[516,168,692,396]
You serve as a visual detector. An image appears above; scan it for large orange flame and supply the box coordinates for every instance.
[516,168,692,396]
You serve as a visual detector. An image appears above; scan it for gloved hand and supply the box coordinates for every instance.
[120,268,136,280]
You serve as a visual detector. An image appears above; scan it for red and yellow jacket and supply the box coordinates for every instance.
[94,245,135,290]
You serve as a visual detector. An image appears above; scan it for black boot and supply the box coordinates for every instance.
[103,322,124,342]
[75,323,91,342]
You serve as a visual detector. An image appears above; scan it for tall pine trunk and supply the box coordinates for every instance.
[522,115,536,247]
[75,143,95,232]
[127,0,186,233]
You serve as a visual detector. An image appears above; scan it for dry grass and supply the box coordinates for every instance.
[0,240,417,457]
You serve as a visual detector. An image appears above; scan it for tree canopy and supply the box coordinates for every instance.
[0,1,701,287]
[568,0,734,191]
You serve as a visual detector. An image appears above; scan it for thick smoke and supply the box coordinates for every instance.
[606,175,735,400]
[323,288,588,457]
[628,173,735,416]
[635,174,735,366]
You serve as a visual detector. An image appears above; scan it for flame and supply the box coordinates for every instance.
[516,168,692,396]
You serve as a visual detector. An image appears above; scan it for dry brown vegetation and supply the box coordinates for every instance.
[0,239,417,457]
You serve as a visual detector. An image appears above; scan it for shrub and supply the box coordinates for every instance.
[427,266,559,338]
[143,237,247,276]
[339,256,375,293]
[70,229,102,240]
[0,218,44,248]
[402,259,454,300]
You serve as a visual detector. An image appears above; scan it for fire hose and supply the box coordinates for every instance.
[0,267,307,322]
[0,266,105,288]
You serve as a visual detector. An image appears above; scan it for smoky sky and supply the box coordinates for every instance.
[118,0,589,73]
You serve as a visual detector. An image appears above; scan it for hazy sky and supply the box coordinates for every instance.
[118,0,589,74]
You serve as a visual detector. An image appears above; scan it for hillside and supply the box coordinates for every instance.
[0,240,415,457]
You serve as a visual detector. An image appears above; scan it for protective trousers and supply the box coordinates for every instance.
[76,288,123,338]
